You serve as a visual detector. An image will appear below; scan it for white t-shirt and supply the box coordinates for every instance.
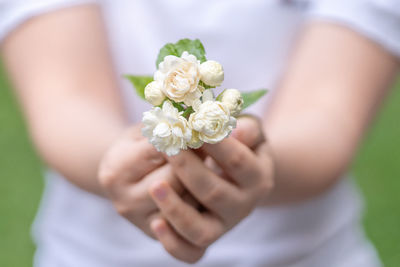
[1,1,399,266]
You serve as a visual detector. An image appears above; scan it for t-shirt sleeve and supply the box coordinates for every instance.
[305,0,400,58]
[0,0,98,43]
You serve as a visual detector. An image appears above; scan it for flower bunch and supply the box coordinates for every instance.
[126,39,266,156]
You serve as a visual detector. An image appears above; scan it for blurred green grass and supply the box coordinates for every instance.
[0,63,43,266]
[0,61,399,266]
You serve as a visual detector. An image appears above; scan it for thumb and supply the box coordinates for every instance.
[231,115,266,149]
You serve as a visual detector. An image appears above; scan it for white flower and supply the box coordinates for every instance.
[192,89,213,112]
[144,81,165,106]
[202,89,214,102]
[155,51,202,106]
[199,60,224,87]
[219,88,243,116]
[187,130,204,149]
[189,100,236,144]
[142,101,192,156]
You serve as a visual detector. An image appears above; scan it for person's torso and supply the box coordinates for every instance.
[33,1,380,266]
[102,0,304,122]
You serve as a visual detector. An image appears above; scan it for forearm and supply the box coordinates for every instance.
[262,22,399,204]
[29,96,127,196]
[1,5,128,196]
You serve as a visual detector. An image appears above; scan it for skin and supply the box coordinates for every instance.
[1,5,125,196]
[1,4,399,264]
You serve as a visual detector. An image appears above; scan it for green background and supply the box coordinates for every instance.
[0,62,399,266]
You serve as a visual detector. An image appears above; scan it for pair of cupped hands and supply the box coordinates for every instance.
[98,116,274,263]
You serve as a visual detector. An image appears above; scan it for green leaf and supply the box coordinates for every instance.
[172,101,185,112]
[124,75,153,100]
[156,44,179,68]
[242,89,268,109]
[175,39,207,63]
[156,38,207,68]
[215,89,226,102]
[182,106,194,118]
[199,80,215,90]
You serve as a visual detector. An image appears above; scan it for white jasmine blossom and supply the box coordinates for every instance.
[202,89,214,103]
[189,101,236,144]
[127,39,268,155]
[187,130,204,149]
[144,81,165,106]
[142,101,192,156]
[219,88,243,116]
[199,60,224,87]
[155,51,202,106]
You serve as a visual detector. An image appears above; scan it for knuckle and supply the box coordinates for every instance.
[98,166,119,189]
[229,193,252,220]
[194,230,215,247]
[177,214,193,231]
[164,242,181,258]
[202,184,224,207]
[226,152,246,170]
[114,203,132,218]
[144,146,164,165]
[238,199,253,219]
[172,155,187,169]
[131,189,148,205]
[164,204,180,218]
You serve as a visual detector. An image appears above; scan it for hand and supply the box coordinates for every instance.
[97,124,190,238]
[148,116,274,263]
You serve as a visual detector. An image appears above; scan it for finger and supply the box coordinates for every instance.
[150,218,206,263]
[182,191,201,210]
[193,148,208,161]
[128,164,186,212]
[98,138,165,192]
[201,138,261,188]
[204,156,227,178]
[123,123,145,140]
[231,115,265,149]
[149,179,224,248]
[165,151,241,218]
[142,211,161,240]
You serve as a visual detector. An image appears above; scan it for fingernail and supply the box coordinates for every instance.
[152,182,167,201]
